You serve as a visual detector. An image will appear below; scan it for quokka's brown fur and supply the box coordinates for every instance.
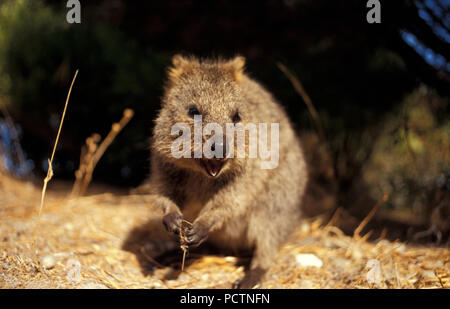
[148,55,308,288]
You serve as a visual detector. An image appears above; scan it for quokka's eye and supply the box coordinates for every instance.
[188,106,200,117]
[232,111,241,123]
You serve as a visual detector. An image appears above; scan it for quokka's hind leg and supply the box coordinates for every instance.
[234,238,278,289]
[234,204,300,289]
[235,222,286,288]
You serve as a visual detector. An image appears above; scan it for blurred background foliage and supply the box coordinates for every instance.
[365,86,449,219]
[0,0,448,234]
[0,0,167,187]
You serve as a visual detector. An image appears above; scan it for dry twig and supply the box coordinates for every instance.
[70,133,100,197]
[277,63,340,225]
[39,69,79,217]
[353,193,389,239]
[71,108,134,196]
[33,69,79,270]
[277,63,327,145]
[179,220,193,272]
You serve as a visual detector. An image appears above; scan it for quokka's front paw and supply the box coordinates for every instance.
[162,211,183,234]
[184,220,209,247]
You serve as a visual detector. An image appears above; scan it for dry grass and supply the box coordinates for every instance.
[38,69,78,217]
[0,172,448,289]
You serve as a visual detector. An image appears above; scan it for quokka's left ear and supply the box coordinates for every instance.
[228,56,246,82]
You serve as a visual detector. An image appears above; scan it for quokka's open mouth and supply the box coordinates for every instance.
[200,158,226,177]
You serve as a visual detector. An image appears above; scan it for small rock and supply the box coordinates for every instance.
[295,254,323,268]
[422,270,436,279]
[224,256,236,263]
[41,255,56,270]
[351,248,363,260]
[377,240,391,247]
[299,280,315,289]
[394,244,407,253]
[299,222,310,234]
[1,262,11,270]
[153,282,162,288]
[64,223,74,232]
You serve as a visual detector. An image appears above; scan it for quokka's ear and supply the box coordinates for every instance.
[168,54,194,82]
[228,56,246,82]
[171,54,189,67]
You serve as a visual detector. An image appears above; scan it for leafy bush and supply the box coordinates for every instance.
[364,86,449,219]
[0,0,168,185]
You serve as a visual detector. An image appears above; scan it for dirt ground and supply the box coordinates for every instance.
[0,173,448,289]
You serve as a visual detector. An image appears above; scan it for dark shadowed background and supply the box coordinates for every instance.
[0,0,448,238]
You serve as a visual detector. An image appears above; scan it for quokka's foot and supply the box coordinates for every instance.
[233,267,266,289]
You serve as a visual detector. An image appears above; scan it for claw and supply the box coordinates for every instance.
[162,212,183,234]
[183,221,209,247]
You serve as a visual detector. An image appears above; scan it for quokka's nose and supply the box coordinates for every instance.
[203,133,234,158]
[210,141,226,158]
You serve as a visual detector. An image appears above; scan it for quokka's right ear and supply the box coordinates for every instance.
[227,56,246,82]
[168,54,196,82]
